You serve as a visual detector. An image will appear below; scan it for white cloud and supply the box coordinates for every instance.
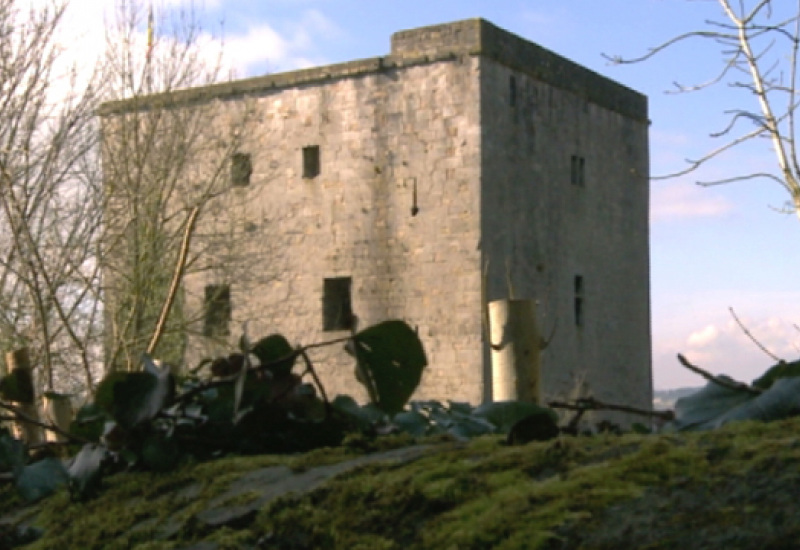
[650,182,734,222]
[15,2,340,89]
[654,305,800,389]
[218,9,343,75]
[217,23,289,75]
[687,324,718,347]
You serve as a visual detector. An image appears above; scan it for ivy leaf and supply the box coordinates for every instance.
[68,444,107,501]
[668,378,754,431]
[752,359,800,391]
[331,395,386,430]
[70,404,109,443]
[446,414,495,439]
[17,458,69,503]
[141,432,181,472]
[392,410,430,436]
[93,372,129,414]
[251,334,296,377]
[0,431,25,478]
[111,354,172,430]
[708,376,800,428]
[352,321,427,415]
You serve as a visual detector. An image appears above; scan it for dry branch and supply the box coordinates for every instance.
[728,306,783,362]
[0,401,88,445]
[676,353,762,394]
[548,397,675,421]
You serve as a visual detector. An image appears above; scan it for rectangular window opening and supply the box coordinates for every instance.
[303,145,320,179]
[204,284,231,338]
[231,153,252,187]
[574,275,584,327]
[509,75,517,107]
[323,277,354,331]
[570,155,585,186]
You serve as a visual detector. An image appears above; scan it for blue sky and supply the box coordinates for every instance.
[55,0,800,389]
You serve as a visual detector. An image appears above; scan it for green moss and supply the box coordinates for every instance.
[10,417,800,548]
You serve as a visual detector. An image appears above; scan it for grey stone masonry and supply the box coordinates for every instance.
[101,18,652,422]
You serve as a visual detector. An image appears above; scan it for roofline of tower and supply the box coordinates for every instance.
[98,18,646,122]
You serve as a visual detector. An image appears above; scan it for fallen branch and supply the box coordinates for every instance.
[548,397,675,422]
[0,401,89,445]
[676,353,761,395]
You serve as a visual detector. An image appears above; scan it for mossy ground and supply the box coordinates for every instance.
[6,419,800,549]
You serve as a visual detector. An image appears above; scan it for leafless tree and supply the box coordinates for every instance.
[0,0,104,394]
[98,0,257,372]
[0,0,257,402]
[607,0,800,220]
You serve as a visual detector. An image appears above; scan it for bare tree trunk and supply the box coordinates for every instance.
[5,348,43,445]
[489,299,542,403]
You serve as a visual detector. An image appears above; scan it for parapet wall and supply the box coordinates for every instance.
[391,19,647,121]
[101,19,646,123]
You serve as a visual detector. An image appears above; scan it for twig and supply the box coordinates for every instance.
[171,344,336,408]
[0,401,89,444]
[676,354,762,394]
[299,349,330,406]
[729,306,782,362]
[349,316,379,405]
[548,398,675,422]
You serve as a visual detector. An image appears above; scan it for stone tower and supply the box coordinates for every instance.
[101,19,651,418]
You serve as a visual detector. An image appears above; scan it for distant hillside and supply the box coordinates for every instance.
[653,387,701,410]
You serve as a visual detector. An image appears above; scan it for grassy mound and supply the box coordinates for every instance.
[4,418,800,549]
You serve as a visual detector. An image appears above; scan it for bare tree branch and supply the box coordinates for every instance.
[728,306,784,361]
[613,0,800,218]
[677,353,762,394]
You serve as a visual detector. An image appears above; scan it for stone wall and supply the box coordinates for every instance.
[183,57,484,403]
[479,58,651,414]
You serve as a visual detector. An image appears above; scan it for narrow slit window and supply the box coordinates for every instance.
[231,153,252,187]
[570,155,585,186]
[574,275,584,327]
[509,75,517,107]
[323,277,354,331]
[303,145,320,179]
[204,284,231,337]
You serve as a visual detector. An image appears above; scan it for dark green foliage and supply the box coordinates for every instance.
[0,429,25,477]
[473,401,558,433]
[1,429,69,503]
[506,409,561,444]
[140,431,181,472]
[352,320,428,415]
[15,457,69,502]
[669,363,800,431]
[113,354,174,430]
[0,318,560,507]
[250,334,296,377]
[330,395,386,431]
[93,371,129,413]
[383,400,560,443]
[752,359,800,390]
[0,367,35,404]
[69,403,107,442]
